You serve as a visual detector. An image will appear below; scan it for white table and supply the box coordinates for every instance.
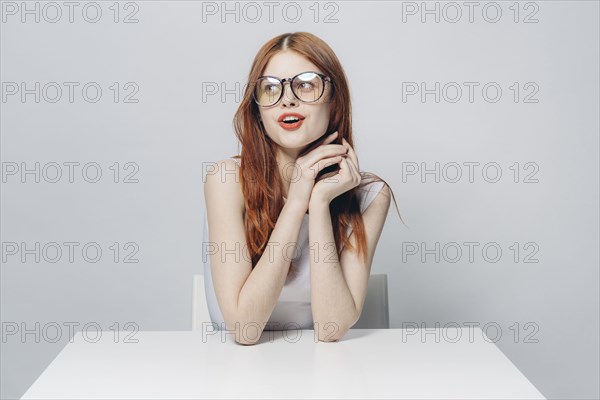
[21,328,546,399]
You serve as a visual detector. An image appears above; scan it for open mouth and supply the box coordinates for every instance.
[279,115,305,130]
[282,116,301,124]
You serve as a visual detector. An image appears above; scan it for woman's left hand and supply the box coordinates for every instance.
[311,138,362,205]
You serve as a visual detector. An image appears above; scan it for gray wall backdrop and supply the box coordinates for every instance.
[1,1,598,399]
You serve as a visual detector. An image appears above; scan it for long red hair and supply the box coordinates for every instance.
[232,32,403,273]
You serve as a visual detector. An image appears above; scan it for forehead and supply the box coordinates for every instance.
[262,50,322,77]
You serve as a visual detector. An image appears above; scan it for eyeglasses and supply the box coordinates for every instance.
[252,71,331,107]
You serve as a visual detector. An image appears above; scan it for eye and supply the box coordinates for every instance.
[263,83,281,94]
[294,81,316,93]
[298,82,315,90]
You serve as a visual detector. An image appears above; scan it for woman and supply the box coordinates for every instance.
[203,32,402,345]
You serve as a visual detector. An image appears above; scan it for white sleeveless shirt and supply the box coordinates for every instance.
[203,157,385,331]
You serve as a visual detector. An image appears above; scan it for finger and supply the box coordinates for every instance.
[338,154,350,174]
[304,144,347,168]
[342,138,354,155]
[342,138,359,172]
[342,155,357,177]
[301,131,339,156]
[324,131,338,144]
[346,156,358,175]
[339,145,358,175]
[340,156,358,182]
[315,155,344,175]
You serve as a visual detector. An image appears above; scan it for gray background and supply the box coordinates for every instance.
[1,1,598,399]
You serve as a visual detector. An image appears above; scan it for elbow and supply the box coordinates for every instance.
[220,301,266,345]
[224,318,264,346]
[234,337,259,346]
[315,310,359,342]
[315,319,354,342]
[317,325,350,342]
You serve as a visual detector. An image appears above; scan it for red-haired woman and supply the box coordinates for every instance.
[203,32,402,345]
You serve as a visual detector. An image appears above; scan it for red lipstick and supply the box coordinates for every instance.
[278,112,305,131]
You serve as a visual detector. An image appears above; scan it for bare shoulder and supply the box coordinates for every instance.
[204,158,244,214]
[358,180,391,251]
[373,182,391,208]
[361,178,392,216]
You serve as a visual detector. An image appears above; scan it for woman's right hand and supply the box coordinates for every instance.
[285,131,348,212]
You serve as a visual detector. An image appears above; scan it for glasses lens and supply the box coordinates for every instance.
[292,72,324,103]
[255,77,282,106]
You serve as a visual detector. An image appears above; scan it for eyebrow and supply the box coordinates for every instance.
[260,70,324,78]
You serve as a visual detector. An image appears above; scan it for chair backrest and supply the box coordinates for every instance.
[192,273,389,331]
[192,274,211,331]
[352,274,390,329]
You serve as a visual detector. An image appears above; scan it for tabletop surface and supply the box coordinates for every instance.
[21,327,546,399]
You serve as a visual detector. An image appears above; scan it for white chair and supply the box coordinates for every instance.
[192,275,212,331]
[192,273,390,331]
[352,273,390,329]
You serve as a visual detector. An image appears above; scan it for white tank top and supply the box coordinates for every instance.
[203,157,385,331]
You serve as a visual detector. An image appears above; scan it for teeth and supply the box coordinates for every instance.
[283,116,300,122]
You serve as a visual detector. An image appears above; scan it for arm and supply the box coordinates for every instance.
[309,184,391,342]
[204,159,307,345]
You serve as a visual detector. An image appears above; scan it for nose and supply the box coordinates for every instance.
[281,81,298,108]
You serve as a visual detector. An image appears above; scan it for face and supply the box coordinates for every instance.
[256,50,332,157]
